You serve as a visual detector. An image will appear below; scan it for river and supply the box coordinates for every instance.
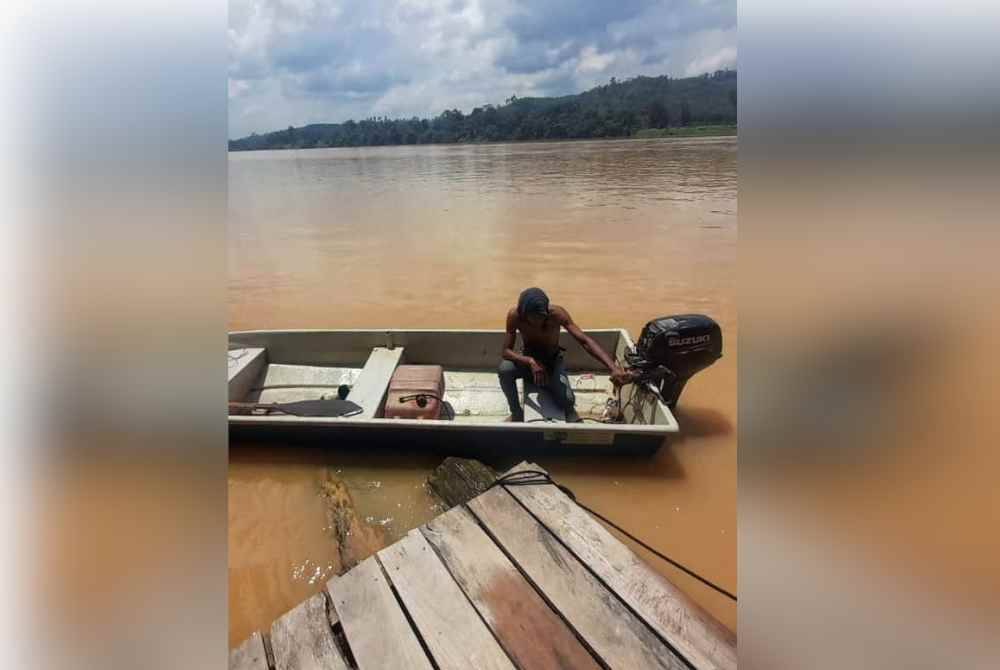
[228,136,737,647]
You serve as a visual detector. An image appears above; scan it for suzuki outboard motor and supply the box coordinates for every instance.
[625,315,723,409]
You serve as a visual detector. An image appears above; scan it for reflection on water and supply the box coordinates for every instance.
[228,137,737,647]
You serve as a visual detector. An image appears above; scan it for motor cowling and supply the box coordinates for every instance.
[627,314,722,409]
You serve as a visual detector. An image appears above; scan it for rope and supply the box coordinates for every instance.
[490,470,737,602]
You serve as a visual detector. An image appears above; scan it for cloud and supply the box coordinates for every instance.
[575,45,617,74]
[684,45,738,77]
[228,0,737,138]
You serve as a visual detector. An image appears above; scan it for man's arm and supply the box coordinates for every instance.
[555,307,630,386]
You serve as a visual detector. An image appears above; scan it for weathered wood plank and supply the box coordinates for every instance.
[229,631,269,670]
[505,462,737,670]
[269,591,349,670]
[349,347,404,418]
[427,457,498,507]
[422,505,602,670]
[468,487,687,670]
[327,556,433,670]
[378,529,516,670]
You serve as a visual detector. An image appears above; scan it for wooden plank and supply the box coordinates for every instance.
[229,631,269,670]
[468,488,687,670]
[327,556,434,670]
[228,347,267,401]
[523,380,567,422]
[422,505,601,670]
[349,347,404,418]
[504,462,737,670]
[269,591,349,670]
[378,529,516,670]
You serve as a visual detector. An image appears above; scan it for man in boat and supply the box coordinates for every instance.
[499,287,631,422]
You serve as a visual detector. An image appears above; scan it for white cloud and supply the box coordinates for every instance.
[575,46,615,74]
[684,45,737,76]
[228,79,250,99]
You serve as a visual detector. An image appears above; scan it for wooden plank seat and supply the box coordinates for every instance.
[348,347,405,419]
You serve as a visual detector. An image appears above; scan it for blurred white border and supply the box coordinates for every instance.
[0,1,32,667]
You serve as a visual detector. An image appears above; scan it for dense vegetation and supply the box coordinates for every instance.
[229,70,736,151]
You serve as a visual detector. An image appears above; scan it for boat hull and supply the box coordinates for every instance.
[228,420,665,457]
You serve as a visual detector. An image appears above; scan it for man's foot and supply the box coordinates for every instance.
[507,411,524,423]
[565,407,580,423]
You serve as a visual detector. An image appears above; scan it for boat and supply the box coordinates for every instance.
[228,318,721,455]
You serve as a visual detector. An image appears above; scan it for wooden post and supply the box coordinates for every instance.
[427,457,497,508]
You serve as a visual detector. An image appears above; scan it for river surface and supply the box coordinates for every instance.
[228,137,737,647]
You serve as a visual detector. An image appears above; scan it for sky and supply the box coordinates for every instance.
[228,0,736,138]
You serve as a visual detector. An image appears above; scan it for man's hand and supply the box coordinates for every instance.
[610,365,633,388]
[528,358,547,386]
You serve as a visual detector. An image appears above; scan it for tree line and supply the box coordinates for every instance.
[229,70,736,151]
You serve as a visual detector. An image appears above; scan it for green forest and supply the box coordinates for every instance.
[229,70,736,151]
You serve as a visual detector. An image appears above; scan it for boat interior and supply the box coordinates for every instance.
[228,329,676,431]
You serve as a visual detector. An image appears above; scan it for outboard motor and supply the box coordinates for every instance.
[625,315,722,409]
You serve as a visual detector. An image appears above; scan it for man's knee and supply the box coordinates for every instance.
[497,360,518,379]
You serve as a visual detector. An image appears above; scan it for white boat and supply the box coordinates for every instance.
[229,318,721,456]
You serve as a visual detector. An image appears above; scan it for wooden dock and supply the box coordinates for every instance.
[230,461,736,670]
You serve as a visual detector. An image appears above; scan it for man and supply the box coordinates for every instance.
[498,287,631,422]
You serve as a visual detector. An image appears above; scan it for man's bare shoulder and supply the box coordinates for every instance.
[505,307,519,329]
[549,304,572,324]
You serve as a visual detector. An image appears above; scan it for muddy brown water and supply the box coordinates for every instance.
[228,137,737,647]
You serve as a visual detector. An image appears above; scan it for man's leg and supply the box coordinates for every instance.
[546,356,576,415]
[497,359,526,421]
